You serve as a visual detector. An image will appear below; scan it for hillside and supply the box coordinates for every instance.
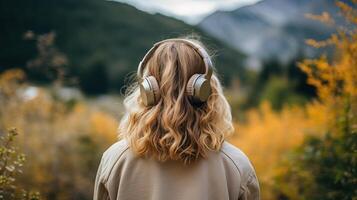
[0,0,246,94]
[199,0,340,68]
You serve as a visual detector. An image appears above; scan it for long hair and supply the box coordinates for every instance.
[118,38,234,164]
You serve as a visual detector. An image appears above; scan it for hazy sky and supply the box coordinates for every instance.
[113,0,261,24]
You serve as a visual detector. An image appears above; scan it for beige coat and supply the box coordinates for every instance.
[93,140,260,200]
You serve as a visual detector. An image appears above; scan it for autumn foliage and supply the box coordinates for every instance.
[0,33,119,199]
[229,1,357,199]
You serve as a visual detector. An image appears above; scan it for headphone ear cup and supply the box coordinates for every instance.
[139,76,160,106]
[186,74,201,97]
[146,76,160,102]
[186,74,211,103]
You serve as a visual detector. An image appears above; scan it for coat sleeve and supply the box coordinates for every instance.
[239,171,260,200]
[93,156,110,200]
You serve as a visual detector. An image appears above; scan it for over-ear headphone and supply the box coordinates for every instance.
[137,38,213,106]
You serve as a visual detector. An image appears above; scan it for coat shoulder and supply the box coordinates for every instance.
[220,141,255,183]
[100,139,130,182]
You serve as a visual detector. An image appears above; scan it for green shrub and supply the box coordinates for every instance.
[0,128,40,200]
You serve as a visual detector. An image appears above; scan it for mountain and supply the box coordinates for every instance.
[0,0,246,94]
[199,0,340,68]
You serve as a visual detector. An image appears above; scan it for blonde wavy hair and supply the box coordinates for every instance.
[118,38,234,164]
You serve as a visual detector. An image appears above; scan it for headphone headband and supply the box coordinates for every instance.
[137,38,213,80]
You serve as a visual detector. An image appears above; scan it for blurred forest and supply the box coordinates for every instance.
[0,0,246,94]
[0,0,356,200]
